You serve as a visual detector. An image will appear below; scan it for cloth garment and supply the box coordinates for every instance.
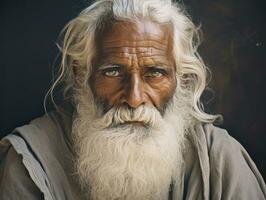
[0,110,265,200]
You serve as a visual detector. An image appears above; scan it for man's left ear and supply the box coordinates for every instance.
[72,62,84,87]
[72,62,78,77]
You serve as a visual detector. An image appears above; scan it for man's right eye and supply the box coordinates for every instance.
[103,68,121,77]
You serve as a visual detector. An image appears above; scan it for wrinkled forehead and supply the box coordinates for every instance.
[103,19,171,39]
[95,19,173,54]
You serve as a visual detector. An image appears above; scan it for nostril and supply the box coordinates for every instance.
[121,102,133,110]
[123,102,145,109]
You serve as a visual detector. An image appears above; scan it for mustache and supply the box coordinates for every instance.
[94,104,164,129]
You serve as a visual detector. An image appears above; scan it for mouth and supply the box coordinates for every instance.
[123,121,145,126]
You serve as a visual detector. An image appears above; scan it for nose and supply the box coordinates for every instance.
[122,73,145,108]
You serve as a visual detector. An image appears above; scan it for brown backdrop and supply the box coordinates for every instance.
[186,0,266,179]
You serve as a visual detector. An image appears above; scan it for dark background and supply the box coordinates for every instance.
[1,0,266,180]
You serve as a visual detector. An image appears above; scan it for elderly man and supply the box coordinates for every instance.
[0,0,265,199]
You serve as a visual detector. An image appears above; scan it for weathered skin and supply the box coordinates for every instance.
[90,19,176,114]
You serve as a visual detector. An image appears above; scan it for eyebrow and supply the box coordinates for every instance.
[97,64,124,71]
[144,64,167,68]
[143,63,171,71]
[97,62,172,71]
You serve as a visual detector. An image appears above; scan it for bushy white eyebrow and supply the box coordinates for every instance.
[97,64,122,71]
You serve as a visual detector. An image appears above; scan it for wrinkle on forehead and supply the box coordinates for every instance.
[94,18,174,67]
[102,19,171,42]
[104,39,168,50]
[103,19,170,38]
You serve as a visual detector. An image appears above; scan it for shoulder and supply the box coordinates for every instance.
[201,123,266,199]
[13,109,72,156]
[202,124,247,176]
[0,146,43,199]
[202,124,242,158]
[0,109,74,199]
[202,123,261,173]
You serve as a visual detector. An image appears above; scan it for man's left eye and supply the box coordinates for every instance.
[145,70,163,78]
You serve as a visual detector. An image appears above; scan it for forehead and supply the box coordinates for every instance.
[95,19,174,66]
[102,19,171,41]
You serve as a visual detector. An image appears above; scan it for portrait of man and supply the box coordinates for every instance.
[0,0,265,199]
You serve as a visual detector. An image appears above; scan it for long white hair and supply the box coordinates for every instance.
[45,0,220,123]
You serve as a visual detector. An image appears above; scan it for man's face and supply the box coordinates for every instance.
[74,20,186,199]
[90,19,176,116]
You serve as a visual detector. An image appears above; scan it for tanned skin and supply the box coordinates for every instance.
[90,19,177,117]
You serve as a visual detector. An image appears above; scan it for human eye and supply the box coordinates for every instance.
[145,67,166,78]
[104,68,120,77]
[146,70,163,77]
[101,65,122,77]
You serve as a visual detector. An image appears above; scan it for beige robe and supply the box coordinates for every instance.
[0,110,265,200]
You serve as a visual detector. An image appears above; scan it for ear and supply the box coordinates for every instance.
[72,62,84,87]
[72,64,79,77]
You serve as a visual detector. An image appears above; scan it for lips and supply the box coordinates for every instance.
[123,121,144,126]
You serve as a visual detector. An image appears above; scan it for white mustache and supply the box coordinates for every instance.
[94,105,164,129]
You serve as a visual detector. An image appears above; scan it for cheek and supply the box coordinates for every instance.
[91,74,123,103]
[146,77,176,108]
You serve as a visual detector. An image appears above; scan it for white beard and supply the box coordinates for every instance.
[72,87,190,200]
